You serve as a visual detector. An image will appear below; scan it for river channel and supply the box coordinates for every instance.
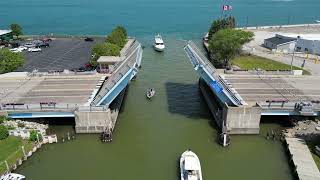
[14,37,294,180]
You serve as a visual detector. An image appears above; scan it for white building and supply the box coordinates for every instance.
[264,33,320,55]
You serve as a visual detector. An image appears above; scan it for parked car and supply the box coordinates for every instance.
[10,48,22,53]
[36,42,50,48]
[84,37,94,42]
[28,47,41,52]
[18,46,28,51]
[11,42,20,48]
[24,43,36,48]
[42,38,52,42]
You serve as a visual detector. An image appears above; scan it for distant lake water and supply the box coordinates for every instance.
[0,0,319,38]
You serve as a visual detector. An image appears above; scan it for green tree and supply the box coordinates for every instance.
[0,125,9,140]
[208,16,236,40]
[29,130,42,142]
[90,42,121,67]
[208,29,254,69]
[106,26,127,48]
[0,49,24,74]
[10,24,23,38]
[0,116,8,124]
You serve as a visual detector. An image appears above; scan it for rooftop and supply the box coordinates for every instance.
[97,56,123,63]
[264,36,296,46]
[0,29,12,36]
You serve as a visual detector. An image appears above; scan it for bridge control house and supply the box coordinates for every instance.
[97,56,124,73]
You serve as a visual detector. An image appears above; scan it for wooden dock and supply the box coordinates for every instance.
[285,137,320,180]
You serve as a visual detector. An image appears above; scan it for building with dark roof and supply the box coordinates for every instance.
[263,34,296,52]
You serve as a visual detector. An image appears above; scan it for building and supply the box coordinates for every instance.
[295,35,320,55]
[0,29,13,41]
[263,34,296,52]
[264,33,320,55]
[97,56,124,73]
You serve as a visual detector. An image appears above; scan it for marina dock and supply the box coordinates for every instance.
[285,137,320,180]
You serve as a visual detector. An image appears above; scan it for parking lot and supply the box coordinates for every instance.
[17,37,104,72]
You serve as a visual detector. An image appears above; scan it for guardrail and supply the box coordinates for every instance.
[185,41,244,106]
[91,39,141,106]
[0,103,109,112]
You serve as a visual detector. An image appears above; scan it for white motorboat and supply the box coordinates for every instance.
[180,150,203,180]
[153,34,165,52]
[0,173,26,180]
[146,88,155,99]
[315,20,320,23]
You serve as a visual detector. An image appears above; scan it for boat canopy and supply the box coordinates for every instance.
[184,156,199,170]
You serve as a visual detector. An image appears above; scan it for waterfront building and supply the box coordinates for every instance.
[0,29,13,41]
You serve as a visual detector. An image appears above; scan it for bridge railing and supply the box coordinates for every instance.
[91,39,141,106]
[0,103,109,112]
[185,41,244,106]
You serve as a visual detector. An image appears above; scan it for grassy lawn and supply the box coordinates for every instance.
[0,136,33,174]
[232,55,311,75]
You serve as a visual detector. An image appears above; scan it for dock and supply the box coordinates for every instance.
[285,137,320,180]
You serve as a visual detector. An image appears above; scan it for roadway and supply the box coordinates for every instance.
[0,72,105,105]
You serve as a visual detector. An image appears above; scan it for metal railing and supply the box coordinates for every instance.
[91,40,141,106]
[185,41,243,106]
[0,103,109,112]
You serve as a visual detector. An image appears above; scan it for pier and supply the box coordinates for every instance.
[0,39,143,134]
[285,138,320,180]
[184,41,320,134]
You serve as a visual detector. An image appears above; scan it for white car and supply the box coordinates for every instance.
[18,46,28,51]
[24,43,35,48]
[28,47,41,52]
[10,48,22,53]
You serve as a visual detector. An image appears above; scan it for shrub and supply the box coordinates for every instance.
[106,26,127,48]
[0,116,7,124]
[0,125,9,140]
[29,130,42,142]
[0,49,24,74]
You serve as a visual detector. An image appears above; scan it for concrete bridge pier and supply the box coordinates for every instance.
[199,78,262,134]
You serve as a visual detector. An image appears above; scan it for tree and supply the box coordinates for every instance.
[10,24,23,38]
[90,42,121,67]
[106,26,127,48]
[0,125,9,140]
[208,29,254,69]
[208,16,236,40]
[29,130,42,142]
[0,116,8,124]
[0,49,24,74]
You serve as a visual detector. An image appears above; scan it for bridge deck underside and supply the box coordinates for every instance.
[0,75,103,104]
[223,75,320,106]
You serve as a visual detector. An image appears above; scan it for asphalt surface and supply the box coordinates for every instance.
[17,37,104,72]
[223,74,320,105]
[0,74,104,104]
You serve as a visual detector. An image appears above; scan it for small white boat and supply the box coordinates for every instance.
[315,20,320,23]
[153,34,165,52]
[146,88,155,99]
[180,150,203,180]
[0,173,26,180]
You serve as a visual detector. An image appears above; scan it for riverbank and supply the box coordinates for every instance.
[0,136,33,174]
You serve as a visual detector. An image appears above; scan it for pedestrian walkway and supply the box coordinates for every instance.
[285,137,320,180]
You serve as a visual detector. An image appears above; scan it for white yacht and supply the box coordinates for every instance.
[153,34,165,52]
[180,150,203,180]
[0,173,26,180]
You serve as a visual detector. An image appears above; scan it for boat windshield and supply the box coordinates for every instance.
[156,43,164,45]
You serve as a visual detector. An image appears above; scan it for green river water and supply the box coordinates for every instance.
[15,37,294,180]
